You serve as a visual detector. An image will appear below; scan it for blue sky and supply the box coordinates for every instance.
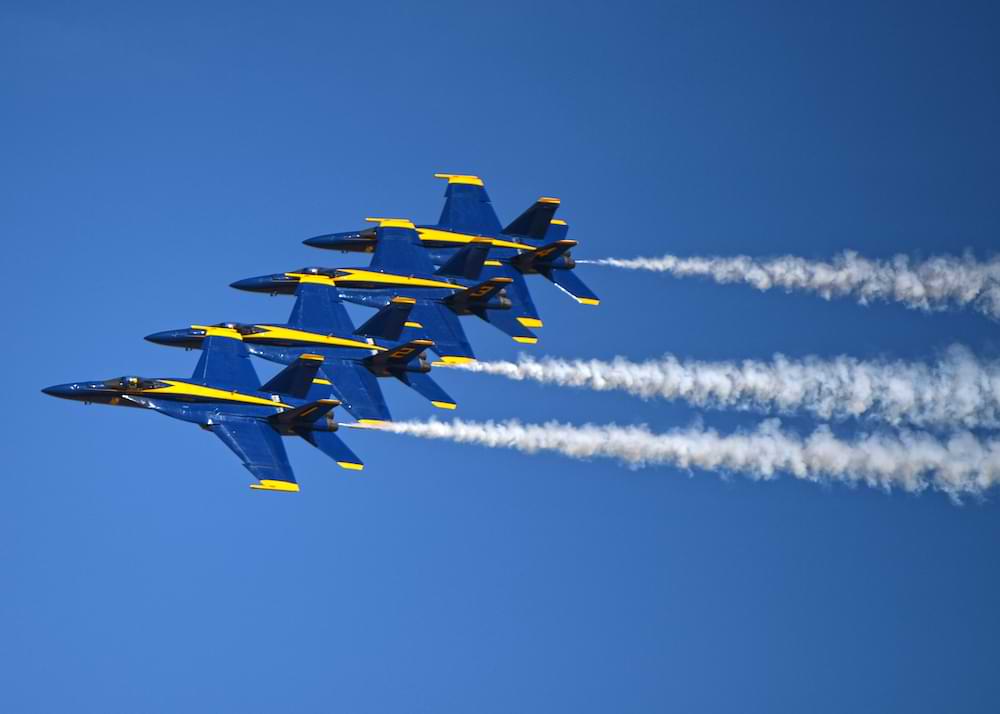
[3,1,999,711]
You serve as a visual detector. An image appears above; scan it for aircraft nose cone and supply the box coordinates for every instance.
[230,275,272,292]
[303,234,333,248]
[145,329,187,346]
[42,383,76,399]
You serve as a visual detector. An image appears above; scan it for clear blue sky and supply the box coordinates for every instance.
[3,1,999,711]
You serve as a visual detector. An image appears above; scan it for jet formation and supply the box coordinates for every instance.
[43,174,600,491]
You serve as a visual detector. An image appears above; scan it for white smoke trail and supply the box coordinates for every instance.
[578,251,1000,319]
[445,345,1000,430]
[375,418,1000,499]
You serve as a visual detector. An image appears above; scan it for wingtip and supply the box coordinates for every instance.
[250,480,301,493]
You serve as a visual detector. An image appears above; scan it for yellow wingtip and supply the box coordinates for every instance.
[337,461,365,471]
[431,401,458,410]
[576,297,600,306]
[513,336,539,344]
[439,355,476,365]
[516,317,544,328]
[250,480,300,492]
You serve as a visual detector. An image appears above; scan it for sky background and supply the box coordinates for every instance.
[3,1,1000,711]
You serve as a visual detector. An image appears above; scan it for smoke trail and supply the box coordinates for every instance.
[445,345,1000,430]
[578,251,1000,319]
[374,418,1000,499]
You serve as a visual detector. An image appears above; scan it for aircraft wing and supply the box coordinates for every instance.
[288,282,356,334]
[407,300,475,363]
[369,220,437,275]
[208,418,299,492]
[433,174,503,235]
[321,361,392,424]
[191,336,261,392]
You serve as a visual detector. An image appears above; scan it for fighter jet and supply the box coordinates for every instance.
[145,281,457,425]
[302,174,601,329]
[231,218,536,364]
[41,336,363,492]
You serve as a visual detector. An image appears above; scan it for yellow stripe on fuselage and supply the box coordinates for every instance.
[285,270,461,291]
[139,380,291,409]
[416,228,534,251]
[246,325,384,351]
[330,268,463,290]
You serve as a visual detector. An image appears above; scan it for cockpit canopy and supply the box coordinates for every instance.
[103,376,167,391]
[214,322,267,336]
[186,324,267,337]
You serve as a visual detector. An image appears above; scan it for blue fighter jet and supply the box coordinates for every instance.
[231,218,536,364]
[146,281,457,425]
[302,174,600,330]
[42,336,363,491]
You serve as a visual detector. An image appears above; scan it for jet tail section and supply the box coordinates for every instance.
[503,198,561,239]
[445,276,512,312]
[365,339,434,373]
[297,430,364,471]
[407,302,475,364]
[542,268,600,306]
[268,398,339,431]
[435,239,491,280]
[355,296,415,341]
[261,354,325,399]
[395,371,457,410]
[474,308,538,344]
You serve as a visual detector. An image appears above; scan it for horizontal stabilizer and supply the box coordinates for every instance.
[355,296,415,341]
[395,371,457,410]
[474,308,539,344]
[262,353,325,399]
[481,266,541,327]
[543,268,600,306]
[298,430,364,471]
[435,239,491,280]
[503,197,560,239]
